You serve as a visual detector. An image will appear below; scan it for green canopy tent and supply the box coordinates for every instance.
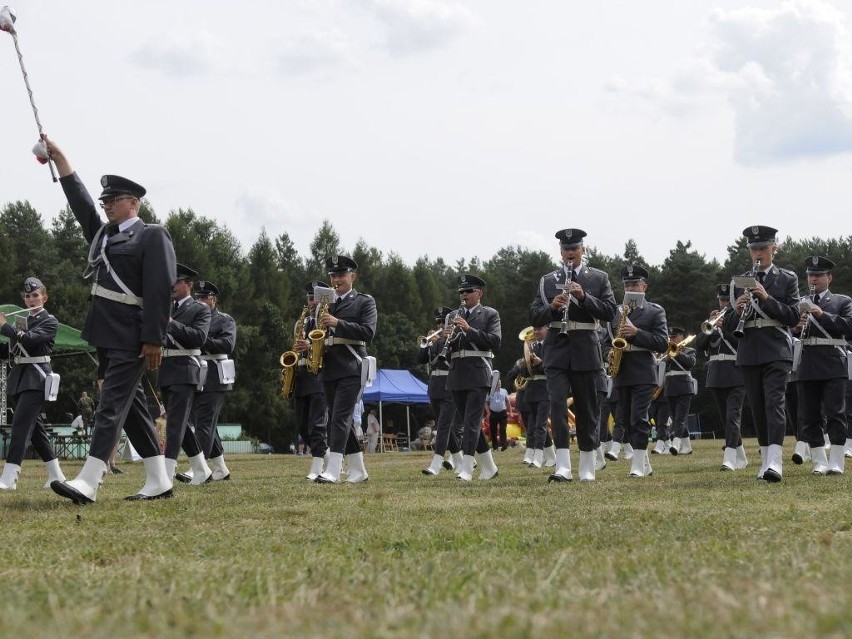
[0,304,96,424]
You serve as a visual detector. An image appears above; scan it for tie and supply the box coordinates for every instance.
[106,223,120,237]
[465,309,472,320]
[757,272,765,285]
[813,293,820,305]
[172,300,179,313]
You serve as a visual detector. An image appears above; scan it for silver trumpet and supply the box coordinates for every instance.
[700,307,729,335]
[418,328,443,348]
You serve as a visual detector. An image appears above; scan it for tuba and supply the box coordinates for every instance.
[307,299,329,375]
[280,306,310,399]
[607,302,631,377]
[515,326,536,390]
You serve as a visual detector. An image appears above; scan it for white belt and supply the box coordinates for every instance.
[163,348,202,357]
[547,321,598,331]
[201,354,228,361]
[14,355,50,364]
[325,338,366,347]
[802,337,848,347]
[743,318,782,329]
[623,344,650,352]
[90,283,143,307]
[665,371,692,377]
[296,360,308,368]
[531,374,547,380]
[430,370,449,377]
[450,350,494,359]
[709,354,737,362]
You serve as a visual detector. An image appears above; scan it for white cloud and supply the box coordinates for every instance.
[232,188,319,247]
[361,0,477,56]
[605,0,852,165]
[278,27,353,76]
[129,29,225,78]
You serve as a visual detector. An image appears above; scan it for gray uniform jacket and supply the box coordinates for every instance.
[0,309,57,395]
[158,299,211,388]
[417,338,451,400]
[446,305,502,391]
[723,265,800,365]
[201,308,237,392]
[796,290,852,381]
[60,172,176,349]
[322,289,377,382]
[694,321,744,388]
[610,302,668,387]
[663,347,697,397]
[530,265,617,372]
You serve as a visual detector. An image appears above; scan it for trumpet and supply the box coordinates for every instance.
[700,308,729,335]
[733,259,761,339]
[665,334,696,358]
[418,328,443,348]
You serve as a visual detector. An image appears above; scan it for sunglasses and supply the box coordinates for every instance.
[99,195,135,208]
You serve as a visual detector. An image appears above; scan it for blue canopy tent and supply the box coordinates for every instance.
[362,369,429,450]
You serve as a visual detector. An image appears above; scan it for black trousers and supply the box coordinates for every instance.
[193,390,227,458]
[741,362,790,446]
[546,368,600,451]
[488,410,507,447]
[615,383,655,450]
[163,384,198,460]
[6,390,55,465]
[294,391,328,458]
[527,399,550,449]
[89,348,161,462]
[668,394,692,439]
[598,396,616,444]
[323,376,362,455]
[651,396,670,440]
[798,378,847,446]
[711,386,745,449]
[451,389,490,456]
[431,394,461,456]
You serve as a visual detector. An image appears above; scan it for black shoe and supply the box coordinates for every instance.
[50,480,93,505]
[501,444,508,451]
[547,473,572,483]
[442,460,454,471]
[604,452,617,461]
[175,472,192,484]
[791,453,804,465]
[124,488,174,501]
[109,464,123,474]
[763,468,782,483]
[212,473,231,481]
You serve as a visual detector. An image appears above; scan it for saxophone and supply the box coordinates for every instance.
[307,299,329,375]
[607,301,631,377]
[280,306,310,399]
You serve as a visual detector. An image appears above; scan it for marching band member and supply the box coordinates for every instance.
[295,281,329,481]
[46,137,175,504]
[161,264,213,485]
[0,277,66,491]
[315,256,377,484]
[724,225,800,482]
[693,284,748,471]
[508,357,533,465]
[446,274,501,481]
[609,265,669,477]
[522,326,552,468]
[793,256,852,475]
[530,229,617,482]
[663,327,697,456]
[418,306,463,476]
[649,389,671,455]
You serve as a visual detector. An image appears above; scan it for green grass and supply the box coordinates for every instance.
[1,439,851,639]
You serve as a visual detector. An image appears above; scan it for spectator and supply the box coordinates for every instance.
[78,391,95,433]
[412,422,435,450]
[366,409,380,453]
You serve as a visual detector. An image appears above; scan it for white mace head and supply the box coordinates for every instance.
[0,6,16,33]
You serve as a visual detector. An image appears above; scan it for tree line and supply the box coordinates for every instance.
[3,198,852,448]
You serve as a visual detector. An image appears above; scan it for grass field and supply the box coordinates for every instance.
[1,439,851,639]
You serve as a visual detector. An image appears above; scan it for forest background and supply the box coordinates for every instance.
[3,198,851,451]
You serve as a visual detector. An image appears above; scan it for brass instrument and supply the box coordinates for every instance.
[700,308,729,335]
[279,305,310,399]
[515,326,536,390]
[733,259,761,339]
[607,301,631,377]
[665,334,696,358]
[418,328,443,348]
[307,299,329,375]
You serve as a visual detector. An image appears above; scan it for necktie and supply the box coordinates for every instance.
[172,300,179,313]
[757,272,765,285]
[106,223,120,237]
[465,309,472,320]
[813,293,820,305]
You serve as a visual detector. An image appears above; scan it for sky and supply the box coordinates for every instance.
[3,0,852,269]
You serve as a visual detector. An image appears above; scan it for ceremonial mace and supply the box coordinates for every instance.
[0,6,57,182]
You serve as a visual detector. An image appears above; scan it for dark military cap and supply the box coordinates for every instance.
[326,255,358,273]
[305,280,330,295]
[742,225,778,248]
[804,255,834,274]
[716,283,731,300]
[620,264,648,282]
[457,273,486,292]
[433,306,453,322]
[175,263,198,281]
[555,228,587,249]
[99,174,146,200]
[668,326,686,337]
[23,277,44,293]
[195,280,220,297]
